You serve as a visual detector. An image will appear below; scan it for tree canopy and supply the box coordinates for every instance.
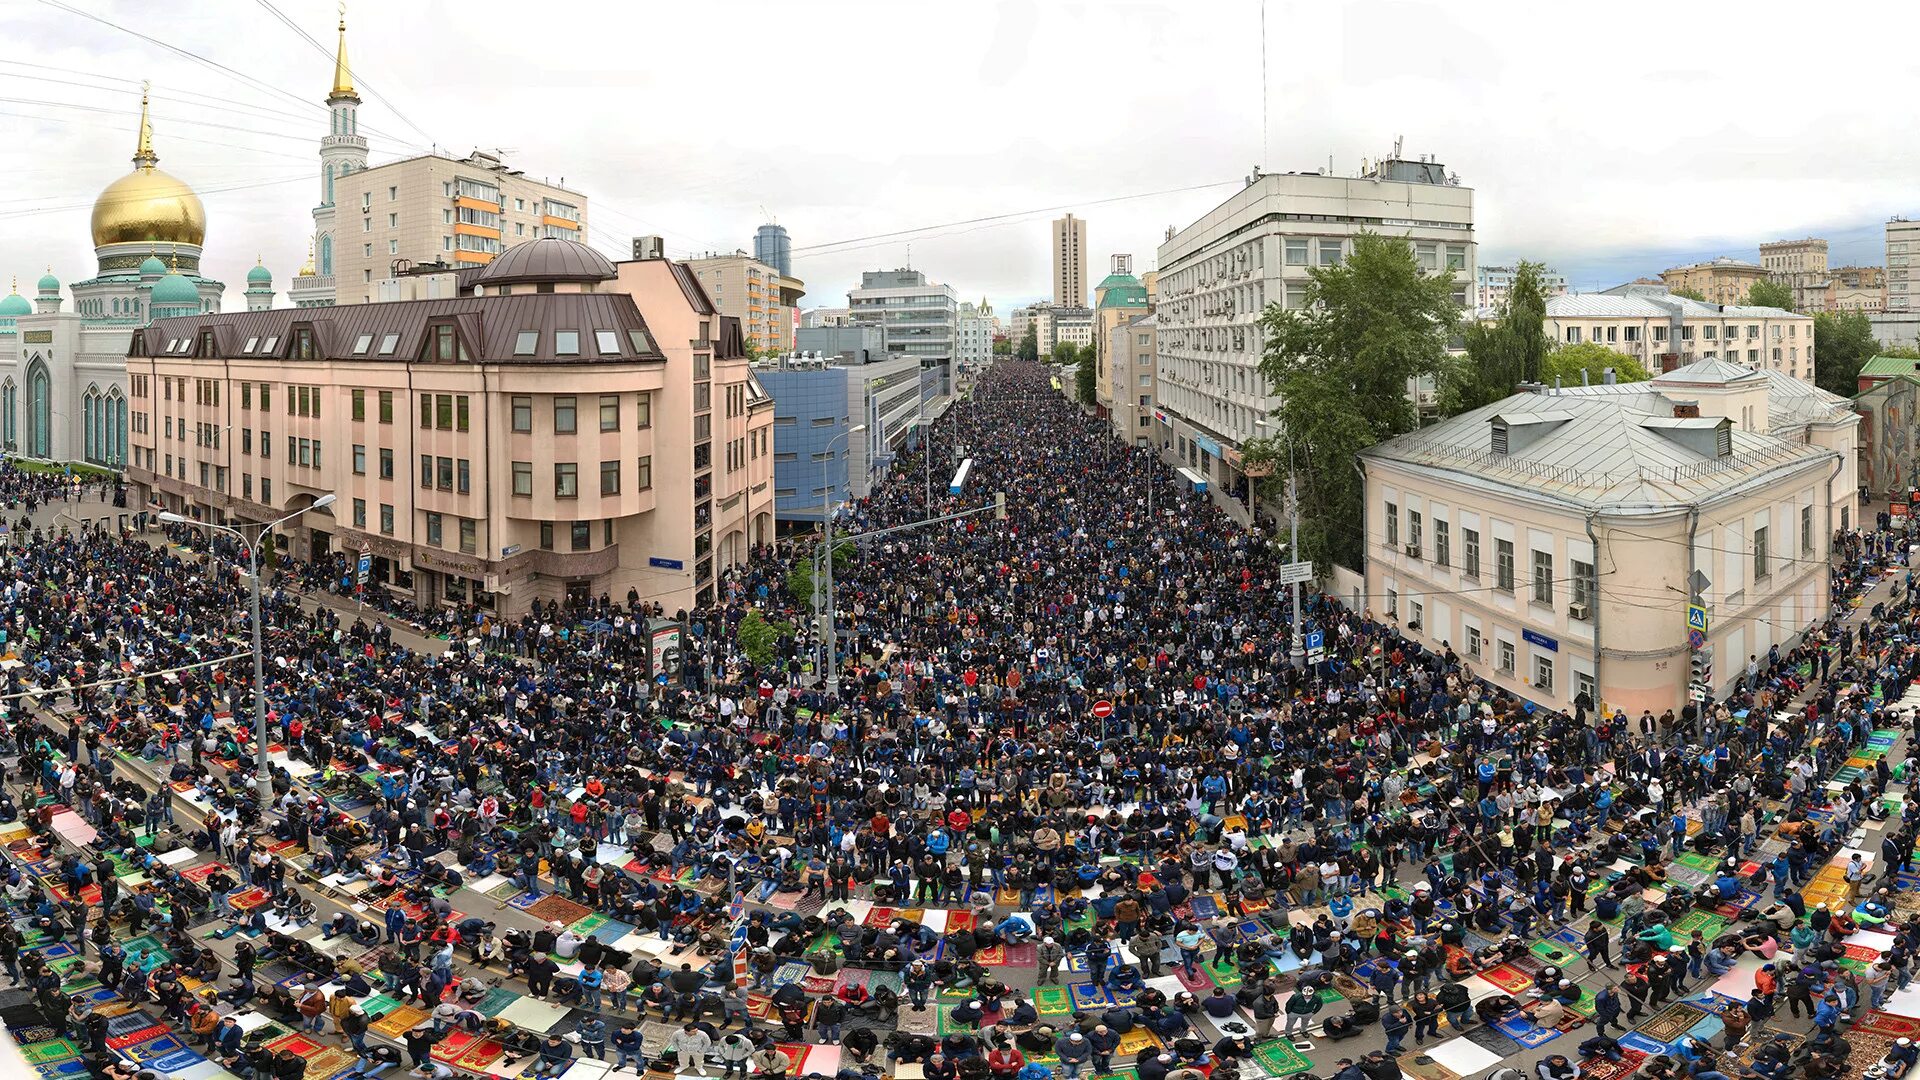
[1257,231,1459,571]
[1541,341,1652,386]
[1745,278,1795,311]
[1438,259,1552,416]
[1670,287,1707,302]
[1017,325,1039,362]
[1812,310,1878,396]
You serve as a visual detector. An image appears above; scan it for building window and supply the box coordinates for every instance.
[512,461,532,496]
[425,512,443,547]
[352,444,366,475]
[1408,510,1422,554]
[1434,520,1450,568]
[437,456,453,491]
[1497,638,1515,674]
[435,394,453,429]
[352,389,365,421]
[1531,549,1553,606]
[1572,559,1595,615]
[555,331,580,356]
[1284,238,1308,266]
[420,455,433,488]
[1384,502,1398,547]
[379,390,393,424]
[540,522,553,550]
[379,447,393,479]
[1466,625,1482,661]
[380,503,394,535]
[1317,239,1342,266]
[1802,506,1813,554]
[511,396,531,433]
[554,397,577,434]
[600,459,620,496]
[600,395,620,432]
[459,518,476,555]
[419,393,432,428]
[1385,589,1397,617]
[1495,539,1514,593]
[1533,654,1554,692]
[1753,525,1769,579]
[636,455,652,490]
[571,520,591,551]
[352,498,366,528]
[555,462,578,498]
[457,396,470,432]
[457,458,470,494]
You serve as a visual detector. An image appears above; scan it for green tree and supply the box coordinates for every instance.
[1258,231,1459,570]
[1050,341,1078,364]
[1073,351,1098,404]
[1540,341,1652,386]
[1812,310,1879,395]
[1670,287,1707,302]
[1745,278,1795,310]
[1439,260,1553,415]
[992,337,1012,356]
[1017,326,1039,362]
[736,609,792,668]
[785,540,853,605]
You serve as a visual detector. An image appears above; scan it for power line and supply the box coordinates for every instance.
[250,0,437,149]
[0,108,318,165]
[0,173,313,223]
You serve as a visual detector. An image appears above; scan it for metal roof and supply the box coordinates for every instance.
[471,237,615,288]
[1859,354,1920,379]
[1364,390,1837,511]
[132,292,664,365]
[1649,357,1766,386]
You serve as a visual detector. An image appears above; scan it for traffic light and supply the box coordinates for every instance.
[1689,645,1714,701]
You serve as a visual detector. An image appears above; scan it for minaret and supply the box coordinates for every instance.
[133,81,157,169]
[245,257,275,312]
[320,2,367,212]
[35,268,62,314]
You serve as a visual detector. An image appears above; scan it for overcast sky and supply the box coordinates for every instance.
[3,0,1917,316]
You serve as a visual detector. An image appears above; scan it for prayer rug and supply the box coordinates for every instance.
[1202,958,1242,990]
[302,1048,357,1078]
[776,1044,812,1074]
[33,1059,90,1078]
[864,906,897,929]
[147,1050,205,1074]
[266,1033,327,1057]
[452,1039,506,1071]
[1477,964,1533,993]
[1190,895,1222,920]
[1033,986,1074,1016]
[124,1034,186,1063]
[1070,983,1118,1010]
[1635,1001,1707,1044]
[227,887,270,911]
[1529,939,1581,967]
[18,1039,81,1065]
[771,960,811,988]
[431,1030,479,1062]
[1577,1048,1647,1080]
[804,932,841,957]
[1858,1010,1920,1038]
[105,1025,170,1051]
[1115,1029,1163,1056]
[1462,1025,1524,1058]
[801,975,835,995]
[1396,1051,1462,1080]
[484,881,523,902]
[104,1011,160,1037]
[1493,1012,1562,1048]
[370,1004,429,1038]
[1252,1039,1317,1078]
[571,913,609,936]
[1670,910,1728,938]
[524,895,591,925]
[475,986,521,1018]
[974,946,1007,965]
[1003,942,1037,966]
[946,911,976,932]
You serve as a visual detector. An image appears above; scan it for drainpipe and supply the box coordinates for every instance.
[1585,511,1602,709]
[1685,504,1701,704]
[1823,452,1843,622]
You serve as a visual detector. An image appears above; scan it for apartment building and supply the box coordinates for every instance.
[1475,264,1567,316]
[326,150,587,306]
[684,252,806,355]
[955,300,993,388]
[1544,288,1815,382]
[1361,358,1856,715]
[126,237,770,614]
[1660,257,1767,306]
[1826,266,1885,313]
[847,269,956,360]
[1759,237,1827,312]
[1155,155,1475,503]
[755,352,944,522]
[1888,218,1920,313]
[1103,313,1157,446]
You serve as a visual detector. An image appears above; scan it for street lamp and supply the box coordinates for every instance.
[818,425,865,698]
[160,493,337,807]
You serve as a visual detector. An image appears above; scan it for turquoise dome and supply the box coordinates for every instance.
[0,291,31,317]
[36,271,59,293]
[138,255,167,277]
[150,272,199,306]
[247,262,273,284]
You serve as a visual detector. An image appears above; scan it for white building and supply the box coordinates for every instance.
[1360,359,1856,716]
[1156,155,1476,501]
[1888,217,1920,313]
[1476,263,1567,316]
[1544,288,1815,382]
[847,269,956,360]
[287,13,366,309]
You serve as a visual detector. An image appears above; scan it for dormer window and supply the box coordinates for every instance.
[422,323,468,362]
[243,337,259,354]
[261,335,279,354]
[292,328,315,360]
[377,333,398,356]
[352,334,373,354]
[198,330,215,356]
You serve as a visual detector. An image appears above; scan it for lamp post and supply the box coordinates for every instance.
[818,425,865,699]
[160,494,336,807]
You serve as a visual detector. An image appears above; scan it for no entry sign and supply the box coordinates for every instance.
[1090,700,1114,719]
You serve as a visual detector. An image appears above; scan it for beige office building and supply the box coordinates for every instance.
[1361,359,1856,716]
[127,238,770,615]
[1545,289,1815,382]
[1888,218,1920,312]
[1053,213,1086,307]
[1102,313,1157,445]
[1759,237,1827,312]
[684,252,805,356]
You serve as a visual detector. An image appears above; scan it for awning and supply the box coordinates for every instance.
[1176,467,1208,493]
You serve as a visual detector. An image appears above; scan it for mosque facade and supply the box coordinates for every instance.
[0,85,254,468]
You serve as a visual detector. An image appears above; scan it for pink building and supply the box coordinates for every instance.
[126,238,773,615]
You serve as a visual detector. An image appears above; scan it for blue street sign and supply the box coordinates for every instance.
[1687,603,1708,633]
[1305,630,1324,651]
[355,552,371,584]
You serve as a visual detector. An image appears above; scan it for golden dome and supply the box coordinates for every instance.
[90,82,206,249]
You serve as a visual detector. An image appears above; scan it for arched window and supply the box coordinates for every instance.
[82,390,96,463]
[325,163,335,205]
[108,389,126,466]
[2,378,15,451]
[319,234,333,276]
[26,359,50,458]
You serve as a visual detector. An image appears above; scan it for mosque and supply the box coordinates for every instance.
[0,81,270,469]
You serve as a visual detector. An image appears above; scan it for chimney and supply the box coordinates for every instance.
[1603,367,1616,385]
[1673,400,1700,418]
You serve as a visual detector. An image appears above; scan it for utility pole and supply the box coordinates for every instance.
[1288,442,1306,670]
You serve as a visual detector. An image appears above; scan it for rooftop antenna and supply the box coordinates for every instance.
[1393,135,1403,159]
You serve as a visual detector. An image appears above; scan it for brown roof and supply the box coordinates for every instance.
[471,237,615,288]
[668,261,716,316]
[132,292,664,365]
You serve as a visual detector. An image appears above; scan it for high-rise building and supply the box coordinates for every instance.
[1475,264,1567,316]
[1053,213,1086,307]
[754,223,792,277]
[286,14,588,308]
[1156,154,1475,504]
[1888,217,1920,312]
[684,252,805,355]
[847,269,956,359]
[1093,255,1150,428]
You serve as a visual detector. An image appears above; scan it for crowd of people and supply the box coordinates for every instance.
[0,361,1918,1080]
